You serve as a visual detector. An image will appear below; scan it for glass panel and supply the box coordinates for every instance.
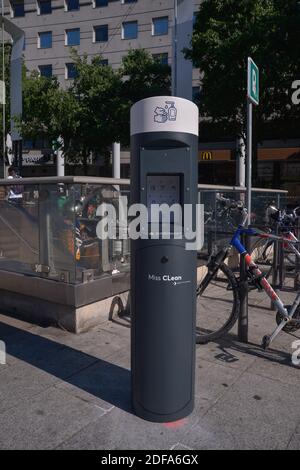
[0,183,39,274]
[95,0,108,6]
[123,21,138,40]
[94,25,108,42]
[39,184,76,283]
[198,189,245,259]
[13,1,25,17]
[66,28,80,46]
[66,63,77,79]
[66,0,79,11]
[39,64,53,78]
[39,32,52,49]
[75,184,130,282]
[39,0,52,14]
[153,53,168,65]
[153,17,168,36]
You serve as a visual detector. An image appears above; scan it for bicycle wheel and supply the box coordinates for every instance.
[196,262,240,344]
[250,237,274,280]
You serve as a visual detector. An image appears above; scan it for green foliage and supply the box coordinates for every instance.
[16,48,171,167]
[186,0,300,138]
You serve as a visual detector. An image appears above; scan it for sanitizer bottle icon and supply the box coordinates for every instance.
[166,101,177,121]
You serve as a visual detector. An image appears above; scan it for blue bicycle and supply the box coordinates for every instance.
[196,201,300,349]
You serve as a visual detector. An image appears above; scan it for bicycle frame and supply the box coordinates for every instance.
[230,225,300,346]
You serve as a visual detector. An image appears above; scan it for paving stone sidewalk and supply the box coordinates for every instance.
[0,287,299,450]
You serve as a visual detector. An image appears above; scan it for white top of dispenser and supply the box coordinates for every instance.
[130,96,199,137]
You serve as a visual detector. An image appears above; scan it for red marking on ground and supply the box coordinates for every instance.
[162,418,187,429]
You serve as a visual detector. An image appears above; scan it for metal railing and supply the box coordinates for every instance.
[0,176,288,286]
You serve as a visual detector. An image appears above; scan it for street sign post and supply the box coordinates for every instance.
[246,57,259,226]
[247,57,259,106]
[239,57,259,344]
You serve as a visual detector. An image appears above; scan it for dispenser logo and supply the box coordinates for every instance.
[154,101,177,123]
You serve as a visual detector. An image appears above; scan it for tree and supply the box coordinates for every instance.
[119,49,171,146]
[20,71,61,144]
[186,0,300,180]
[15,48,172,174]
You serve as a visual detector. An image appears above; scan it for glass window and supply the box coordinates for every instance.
[39,31,52,49]
[153,53,168,66]
[66,63,77,80]
[39,0,52,15]
[100,59,108,66]
[122,21,138,40]
[123,0,137,3]
[66,0,79,11]
[66,28,80,46]
[12,0,25,17]
[152,17,168,36]
[39,64,53,78]
[95,0,108,6]
[94,25,108,42]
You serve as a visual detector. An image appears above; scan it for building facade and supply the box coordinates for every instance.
[3,1,300,202]
[4,0,202,176]
[4,0,201,88]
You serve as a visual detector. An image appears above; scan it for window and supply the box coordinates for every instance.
[122,0,137,3]
[152,17,168,36]
[66,28,80,46]
[66,63,77,80]
[100,59,108,66]
[11,0,25,17]
[94,25,108,42]
[122,21,138,40]
[153,53,168,66]
[65,0,79,11]
[94,0,108,6]
[38,0,52,15]
[38,31,52,49]
[39,64,53,78]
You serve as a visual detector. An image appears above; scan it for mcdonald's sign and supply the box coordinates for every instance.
[201,151,212,161]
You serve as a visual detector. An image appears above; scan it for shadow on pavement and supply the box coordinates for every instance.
[206,332,297,368]
[0,321,132,414]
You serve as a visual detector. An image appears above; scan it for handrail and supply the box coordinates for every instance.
[0,176,288,194]
[0,176,130,186]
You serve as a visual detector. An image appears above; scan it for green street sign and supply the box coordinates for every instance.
[247,57,259,106]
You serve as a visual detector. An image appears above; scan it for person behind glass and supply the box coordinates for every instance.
[7,166,23,204]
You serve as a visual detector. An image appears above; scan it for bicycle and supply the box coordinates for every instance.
[196,201,300,349]
[250,205,300,284]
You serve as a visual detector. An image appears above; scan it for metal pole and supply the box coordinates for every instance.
[173,0,178,96]
[1,1,5,178]
[246,100,253,226]
[238,232,249,343]
[238,100,253,344]
[112,142,121,179]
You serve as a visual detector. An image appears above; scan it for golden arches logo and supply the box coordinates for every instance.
[201,151,212,161]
